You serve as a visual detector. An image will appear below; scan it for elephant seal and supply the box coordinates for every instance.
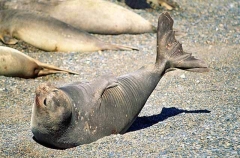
[31,12,208,149]
[0,9,137,52]
[0,0,156,35]
[0,46,78,78]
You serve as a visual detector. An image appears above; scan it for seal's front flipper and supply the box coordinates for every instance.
[156,12,209,73]
[104,75,119,89]
[90,75,119,99]
[1,35,18,44]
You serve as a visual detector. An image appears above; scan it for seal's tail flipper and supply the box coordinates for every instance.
[156,12,209,72]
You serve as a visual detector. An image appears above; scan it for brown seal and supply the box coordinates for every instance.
[31,12,208,149]
[0,9,138,52]
[0,0,156,34]
[0,46,78,78]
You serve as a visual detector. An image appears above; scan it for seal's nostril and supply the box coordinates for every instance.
[43,98,47,106]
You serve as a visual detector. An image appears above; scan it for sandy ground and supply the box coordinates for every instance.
[0,0,239,157]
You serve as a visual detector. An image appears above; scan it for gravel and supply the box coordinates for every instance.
[0,0,239,157]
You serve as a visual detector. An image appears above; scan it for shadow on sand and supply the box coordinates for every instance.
[33,107,210,149]
[127,107,211,132]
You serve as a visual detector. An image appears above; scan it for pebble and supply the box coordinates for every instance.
[180,74,186,79]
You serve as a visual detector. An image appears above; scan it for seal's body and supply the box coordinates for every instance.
[0,46,78,78]
[31,13,208,149]
[0,9,137,52]
[1,0,156,34]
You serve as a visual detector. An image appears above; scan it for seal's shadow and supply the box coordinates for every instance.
[33,107,210,149]
[33,137,63,150]
[127,107,211,132]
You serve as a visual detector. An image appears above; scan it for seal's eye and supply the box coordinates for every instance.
[43,98,47,106]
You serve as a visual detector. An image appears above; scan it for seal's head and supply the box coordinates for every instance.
[31,83,72,147]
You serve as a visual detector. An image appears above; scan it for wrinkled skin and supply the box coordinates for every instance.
[31,12,208,149]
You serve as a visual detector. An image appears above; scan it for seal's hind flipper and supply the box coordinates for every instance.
[37,69,69,76]
[104,43,139,51]
[36,61,79,76]
[1,35,18,44]
[156,12,209,72]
